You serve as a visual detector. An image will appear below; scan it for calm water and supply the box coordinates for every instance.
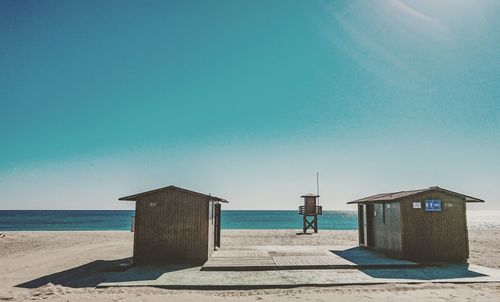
[1,210,498,231]
[0,210,357,231]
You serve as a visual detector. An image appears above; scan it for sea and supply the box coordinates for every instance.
[0,210,499,231]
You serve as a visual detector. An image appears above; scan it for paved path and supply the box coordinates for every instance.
[98,264,500,289]
[202,245,420,271]
[97,245,500,289]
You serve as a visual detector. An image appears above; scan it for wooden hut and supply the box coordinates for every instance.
[119,185,227,265]
[347,186,484,262]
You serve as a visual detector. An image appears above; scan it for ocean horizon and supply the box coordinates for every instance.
[1,210,499,232]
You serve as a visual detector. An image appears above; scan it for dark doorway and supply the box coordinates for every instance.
[365,204,375,247]
[214,203,221,248]
[358,205,365,245]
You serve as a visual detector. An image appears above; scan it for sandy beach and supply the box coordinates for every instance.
[1,229,500,301]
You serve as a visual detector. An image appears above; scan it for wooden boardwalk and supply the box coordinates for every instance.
[202,246,422,271]
[211,250,270,258]
[273,255,351,267]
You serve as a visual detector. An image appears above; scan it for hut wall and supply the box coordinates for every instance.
[369,202,402,255]
[400,191,468,262]
[133,189,209,264]
[305,197,316,215]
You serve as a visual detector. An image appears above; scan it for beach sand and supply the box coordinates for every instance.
[1,229,500,301]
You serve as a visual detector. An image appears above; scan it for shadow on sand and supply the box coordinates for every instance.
[360,264,487,280]
[16,251,490,289]
[16,258,197,288]
[331,246,487,280]
[330,246,418,266]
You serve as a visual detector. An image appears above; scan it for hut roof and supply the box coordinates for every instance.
[119,185,228,202]
[347,186,484,204]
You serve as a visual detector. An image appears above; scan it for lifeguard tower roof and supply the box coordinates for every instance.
[301,193,319,198]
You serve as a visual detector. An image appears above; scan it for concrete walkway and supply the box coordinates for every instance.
[98,264,500,289]
[97,245,500,289]
[202,245,421,271]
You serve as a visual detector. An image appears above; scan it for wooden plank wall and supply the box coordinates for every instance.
[400,191,468,262]
[369,202,402,255]
[133,189,210,264]
[305,197,316,215]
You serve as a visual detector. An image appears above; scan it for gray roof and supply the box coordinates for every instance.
[119,185,227,202]
[348,186,484,204]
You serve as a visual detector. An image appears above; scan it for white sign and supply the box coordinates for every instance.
[413,202,421,209]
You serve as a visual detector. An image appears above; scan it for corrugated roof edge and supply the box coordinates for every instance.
[119,185,228,202]
[347,186,485,204]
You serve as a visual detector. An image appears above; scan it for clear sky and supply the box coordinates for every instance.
[1,0,499,210]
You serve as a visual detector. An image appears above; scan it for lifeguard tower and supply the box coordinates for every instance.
[299,193,322,233]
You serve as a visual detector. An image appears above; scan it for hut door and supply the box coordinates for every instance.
[365,204,375,247]
[214,203,221,248]
[358,205,365,245]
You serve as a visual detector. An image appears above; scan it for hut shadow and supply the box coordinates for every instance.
[360,264,487,280]
[330,246,416,266]
[16,258,197,289]
[330,247,488,280]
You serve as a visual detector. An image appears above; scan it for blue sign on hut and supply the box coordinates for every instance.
[347,186,484,262]
[119,185,228,265]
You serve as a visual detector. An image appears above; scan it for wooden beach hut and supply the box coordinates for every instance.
[347,186,484,262]
[119,185,227,265]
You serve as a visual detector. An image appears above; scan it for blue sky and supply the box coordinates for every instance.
[1,0,499,210]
